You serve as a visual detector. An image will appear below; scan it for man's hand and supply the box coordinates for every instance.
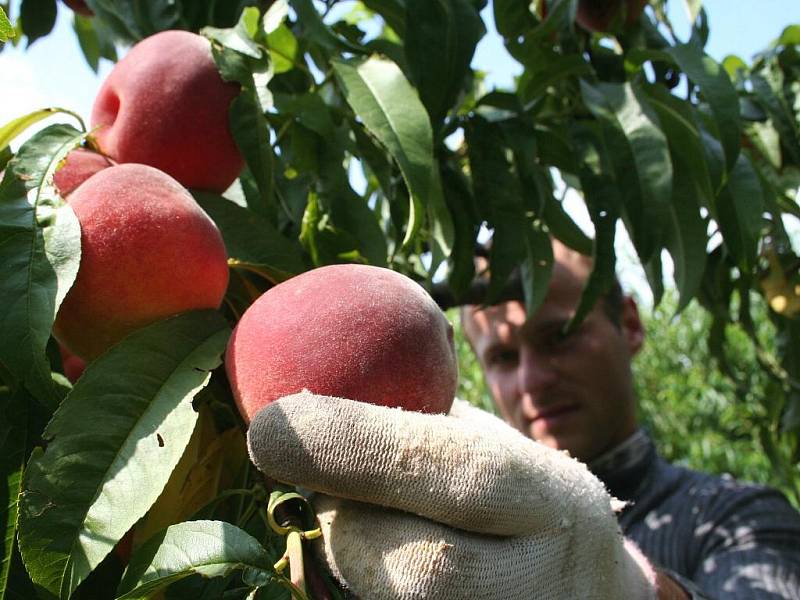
[248,392,657,599]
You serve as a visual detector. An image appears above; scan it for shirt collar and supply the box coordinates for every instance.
[589,428,656,500]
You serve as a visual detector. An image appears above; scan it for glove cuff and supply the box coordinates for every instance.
[622,538,658,600]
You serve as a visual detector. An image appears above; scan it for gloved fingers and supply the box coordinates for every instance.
[312,495,656,600]
[247,392,614,536]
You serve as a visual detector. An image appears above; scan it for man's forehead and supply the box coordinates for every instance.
[465,245,591,339]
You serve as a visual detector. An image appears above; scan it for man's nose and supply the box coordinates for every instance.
[517,346,558,396]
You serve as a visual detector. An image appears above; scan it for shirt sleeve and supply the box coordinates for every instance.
[685,486,800,599]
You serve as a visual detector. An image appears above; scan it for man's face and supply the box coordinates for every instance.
[464,252,643,463]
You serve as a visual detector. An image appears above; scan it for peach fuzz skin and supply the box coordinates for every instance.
[91,30,243,193]
[53,163,230,360]
[226,264,458,423]
[53,148,114,197]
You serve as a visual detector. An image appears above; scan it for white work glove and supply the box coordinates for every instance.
[247,392,657,600]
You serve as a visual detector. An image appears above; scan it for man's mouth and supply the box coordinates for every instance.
[531,404,580,426]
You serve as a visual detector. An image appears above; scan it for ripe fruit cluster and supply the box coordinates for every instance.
[52,28,458,421]
[54,30,239,362]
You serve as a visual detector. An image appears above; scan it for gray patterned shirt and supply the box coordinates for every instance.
[590,430,800,599]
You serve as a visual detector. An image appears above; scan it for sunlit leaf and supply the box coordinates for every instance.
[332,56,452,254]
[18,311,230,600]
[0,7,15,43]
[0,109,84,154]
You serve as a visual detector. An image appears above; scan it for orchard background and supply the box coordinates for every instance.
[2,0,800,598]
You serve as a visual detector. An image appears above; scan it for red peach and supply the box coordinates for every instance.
[90,30,243,193]
[226,264,458,423]
[53,163,229,360]
[58,344,86,383]
[53,148,113,198]
[61,0,93,17]
[575,0,647,33]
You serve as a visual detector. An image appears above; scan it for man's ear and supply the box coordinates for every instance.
[621,296,644,355]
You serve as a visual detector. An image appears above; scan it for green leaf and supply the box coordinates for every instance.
[288,0,366,54]
[72,13,117,73]
[332,56,452,253]
[580,80,672,264]
[643,82,714,207]
[0,109,85,155]
[266,24,298,74]
[404,0,484,127]
[0,7,14,42]
[519,51,591,107]
[81,0,181,44]
[721,54,747,79]
[228,91,275,219]
[567,122,621,331]
[683,0,702,24]
[750,71,800,166]
[20,0,56,46]
[493,0,539,40]
[520,228,554,317]
[777,24,800,47]
[715,154,764,273]
[441,163,479,302]
[0,125,84,410]
[193,192,305,282]
[116,520,271,599]
[465,116,530,305]
[664,160,708,314]
[363,0,406,37]
[666,43,741,172]
[18,311,230,600]
[1,388,28,600]
[300,191,364,266]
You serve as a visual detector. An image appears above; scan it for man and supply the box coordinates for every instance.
[247,240,800,599]
[461,240,800,598]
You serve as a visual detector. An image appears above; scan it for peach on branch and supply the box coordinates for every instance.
[226,264,458,423]
[53,148,113,198]
[53,163,229,360]
[576,0,647,33]
[90,30,244,193]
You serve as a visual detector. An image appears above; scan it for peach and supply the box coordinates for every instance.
[576,0,647,32]
[53,148,113,198]
[61,0,93,17]
[53,163,229,360]
[226,264,458,422]
[58,344,86,383]
[90,30,243,193]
